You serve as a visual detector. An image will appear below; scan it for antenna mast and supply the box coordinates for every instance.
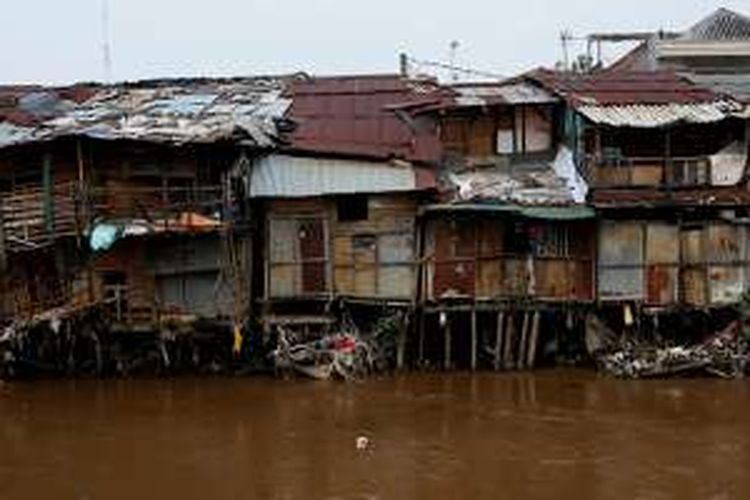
[102,0,113,82]
[449,41,460,82]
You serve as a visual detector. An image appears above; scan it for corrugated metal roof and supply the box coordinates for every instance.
[43,79,292,147]
[0,78,296,149]
[529,69,722,106]
[250,154,436,198]
[452,82,558,107]
[285,75,442,162]
[577,100,739,127]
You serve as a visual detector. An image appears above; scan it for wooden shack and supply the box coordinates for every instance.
[395,79,597,370]
[529,69,750,311]
[251,154,434,331]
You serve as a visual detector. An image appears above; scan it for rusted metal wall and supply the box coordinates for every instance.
[424,215,594,302]
[597,219,748,306]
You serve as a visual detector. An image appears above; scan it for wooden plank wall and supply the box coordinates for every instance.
[265,194,419,301]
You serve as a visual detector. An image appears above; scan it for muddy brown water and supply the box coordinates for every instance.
[0,371,748,500]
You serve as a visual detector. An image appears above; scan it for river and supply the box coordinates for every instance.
[0,370,747,499]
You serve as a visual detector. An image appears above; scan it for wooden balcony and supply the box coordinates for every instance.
[1,183,227,253]
[0,182,79,252]
[585,155,713,189]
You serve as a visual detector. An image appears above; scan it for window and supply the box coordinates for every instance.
[496,106,553,156]
[337,195,369,222]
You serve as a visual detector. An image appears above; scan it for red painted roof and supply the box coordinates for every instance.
[285,75,442,163]
[527,69,721,106]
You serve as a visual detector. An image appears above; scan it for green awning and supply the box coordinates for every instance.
[518,206,596,220]
[422,203,595,220]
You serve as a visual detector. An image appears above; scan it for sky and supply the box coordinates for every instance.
[1,0,748,85]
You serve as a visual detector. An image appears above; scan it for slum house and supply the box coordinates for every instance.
[0,77,295,375]
[249,75,441,351]
[395,80,595,370]
[529,68,750,340]
[0,84,97,324]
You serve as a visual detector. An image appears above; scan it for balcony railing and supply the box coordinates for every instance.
[1,183,228,252]
[584,155,712,189]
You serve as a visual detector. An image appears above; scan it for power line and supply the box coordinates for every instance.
[405,55,505,81]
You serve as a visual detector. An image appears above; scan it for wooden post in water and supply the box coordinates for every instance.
[470,307,478,371]
[396,311,408,370]
[444,313,452,371]
[494,310,505,371]
[417,311,426,367]
[527,310,541,369]
[503,311,516,369]
[518,311,530,370]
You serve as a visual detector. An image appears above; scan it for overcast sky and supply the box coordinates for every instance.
[1,0,748,85]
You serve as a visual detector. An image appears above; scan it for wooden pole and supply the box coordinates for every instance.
[527,310,541,369]
[518,311,530,370]
[470,307,478,371]
[494,310,505,371]
[396,312,408,370]
[503,311,516,369]
[417,311,426,367]
[444,314,452,371]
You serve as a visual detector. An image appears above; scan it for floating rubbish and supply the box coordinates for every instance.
[356,436,370,450]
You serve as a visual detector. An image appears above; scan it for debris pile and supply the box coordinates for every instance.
[591,318,748,379]
[271,327,377,381]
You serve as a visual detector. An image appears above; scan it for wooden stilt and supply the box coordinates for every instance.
[518,311,530,370]
[470,308,478,371]
[396,312,408,370]
[503,311,515,369]
[527,310,541,369]
[92,331,103,376]
[494,311,505,371]
[444,314,452,371]
[417,311,426,367]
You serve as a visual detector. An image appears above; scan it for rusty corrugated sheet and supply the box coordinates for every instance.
[285,75,442,162]
[529,69,722,106]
